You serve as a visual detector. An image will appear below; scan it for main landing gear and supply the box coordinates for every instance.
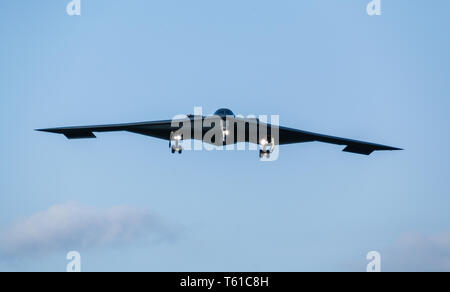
[170,132,183,154]
[259,138,275,159]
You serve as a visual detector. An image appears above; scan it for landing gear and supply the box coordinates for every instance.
[171,147,181,154]
[220,119,230,143]
[259,149,271,159]
[259,137,275,159]
[170,132,183,154]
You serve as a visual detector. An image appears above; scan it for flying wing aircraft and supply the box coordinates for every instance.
[37,108,402,159]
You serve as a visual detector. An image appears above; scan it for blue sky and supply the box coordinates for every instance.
[0,0,449,271]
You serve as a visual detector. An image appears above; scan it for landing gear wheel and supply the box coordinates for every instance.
[259,137,275,159]
[170,131,183,154]
[259,150,270,159]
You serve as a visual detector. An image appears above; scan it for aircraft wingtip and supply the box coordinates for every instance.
[36,128,56,133]
[391,147,404,151]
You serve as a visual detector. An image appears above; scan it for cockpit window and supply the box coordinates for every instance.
[214,108,235,117]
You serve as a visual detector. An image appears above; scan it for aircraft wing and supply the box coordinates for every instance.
[37,118,402,156]
[37,120,176,141]
[277,126,402,155]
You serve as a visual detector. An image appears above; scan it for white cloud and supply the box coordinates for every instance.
[383,231,450,272]
[0,202,179,257]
